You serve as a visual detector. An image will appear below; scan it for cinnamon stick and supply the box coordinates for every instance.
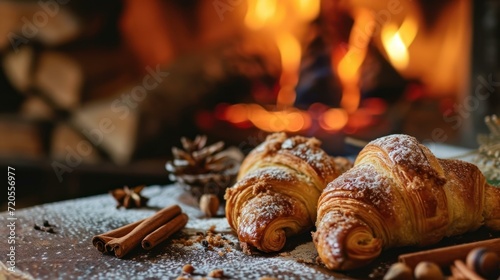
[105,205,182,258]
[454,260,485,280]
[141,213,188,250]
[450,264,467,280]
[399,238,500,269]
[92,218,146,253]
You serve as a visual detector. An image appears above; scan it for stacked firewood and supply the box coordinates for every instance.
[0,0,279,178]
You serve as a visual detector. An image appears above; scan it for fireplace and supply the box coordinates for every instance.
[1,0,498,206]
[190,0,496,154]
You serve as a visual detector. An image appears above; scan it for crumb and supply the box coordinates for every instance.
[206,235,224,247]
[182,264,194,274]
[259,277,278,280]
[296,258,305,263]
[208,225,216,233]
[208,269,224,278]
[241,242,253,255]
[201,240,209,247]
[173,225,236,256]
[279,252,291,257]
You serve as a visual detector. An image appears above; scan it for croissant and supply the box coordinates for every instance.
[314,134,500,270]
[225,133,351,253]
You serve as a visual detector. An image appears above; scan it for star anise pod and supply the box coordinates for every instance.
[110,185,149,209]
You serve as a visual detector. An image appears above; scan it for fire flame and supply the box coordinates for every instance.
[335,9,374,114]
[236,0,320,132]
[222,103,311,132]
[244,0,278,30]
[220,1,387,133]
[381,16,418,71]
[276,32,301,107]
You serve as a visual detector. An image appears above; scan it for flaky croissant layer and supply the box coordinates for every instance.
[225,133,350,253]
[314,134,500,270]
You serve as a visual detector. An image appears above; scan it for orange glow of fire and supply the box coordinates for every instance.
[276,32,301,107]
[224,103,248,123]
[319,108,349,131]
[230,0,320,132]
[381,16,418,71]
[219,2,391,134]
[346,109,374,131]
[245,0,278,30]
[220,98,386,133]
[295,0,321,21]
[221,103,312,132]
[335,9,374,114]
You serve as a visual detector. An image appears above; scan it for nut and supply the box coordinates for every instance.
[199,194,219,217]
[383,262,413,280]
[208,268,224,278]
[182,264,194,274]
[466,247,500,279]
[414,261,444,280]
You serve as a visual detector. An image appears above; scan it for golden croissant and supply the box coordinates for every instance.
[314,134,500,270]
[225,133,351,253]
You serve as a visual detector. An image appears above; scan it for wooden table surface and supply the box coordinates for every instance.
[1,185,498,279]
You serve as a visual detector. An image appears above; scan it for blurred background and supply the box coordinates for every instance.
[1,0,498,207]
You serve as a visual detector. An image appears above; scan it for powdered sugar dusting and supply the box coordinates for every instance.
[364,134,445,185]
[244,166,296,183]
[283,138,339,182]
[248,133,342,184]
[252,133,285,154]
[317,211,366,265]
[237,192,297,249]
[3,185,344,279]
[325,164,395,214]
[281,138,295,149]
[368,135,426,168]
[280,242,318,263]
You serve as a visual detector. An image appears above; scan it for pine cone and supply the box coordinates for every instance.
[165,135,244,199]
